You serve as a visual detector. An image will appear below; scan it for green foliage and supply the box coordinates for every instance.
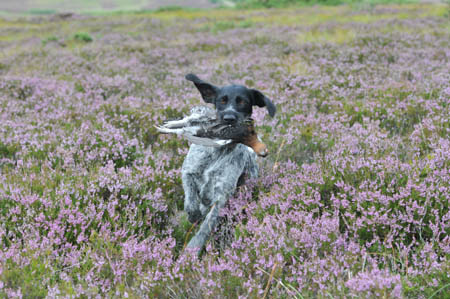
[27,9,57,15]
[284,130,333,165]
[74,32,93,43]
[1,253,52,298]
[0,142,19,159]
[0,79,34,100]
[204,20,254,33]
[173,213,194,252]
[236,0,340,7]
[154,6,184,12]
[403,262,450,298]
[41,36,58,46]
[0,62,9,71]
[188,42,224,52]
[230,0,418,8]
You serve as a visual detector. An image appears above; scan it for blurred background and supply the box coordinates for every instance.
[0,0,218,14]
[2,0,222,14]
[1,0,441,14]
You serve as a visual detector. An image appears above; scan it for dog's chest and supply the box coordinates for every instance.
[182,144,255,173]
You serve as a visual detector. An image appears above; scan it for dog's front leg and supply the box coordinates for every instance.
[182,172,202,223]
[186,155,245,252]
[182,144,216,223]
[186,191,227,250]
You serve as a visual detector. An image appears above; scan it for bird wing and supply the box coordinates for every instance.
[155,125,200,135]
[198,119,253,140]
[184,135,233,147]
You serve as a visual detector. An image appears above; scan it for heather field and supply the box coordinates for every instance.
[0,3,449,298]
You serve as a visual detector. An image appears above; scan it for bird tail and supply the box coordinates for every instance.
[155,125,199,136]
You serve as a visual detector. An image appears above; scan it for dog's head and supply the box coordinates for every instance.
[186,73,276,124]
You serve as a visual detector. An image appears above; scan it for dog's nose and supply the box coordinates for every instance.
[223,114,237,124]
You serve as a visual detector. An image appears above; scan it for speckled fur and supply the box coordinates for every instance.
[182,74,275,253]
[182,143,258,251]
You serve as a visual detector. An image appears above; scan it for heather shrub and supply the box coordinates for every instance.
[0,142,19,159]
[74,32,93,43]
[41,36,59,46]
[205,20,254,33]
[0,3,449,298]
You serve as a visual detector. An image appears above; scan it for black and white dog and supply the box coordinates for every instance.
[182,74,276,253]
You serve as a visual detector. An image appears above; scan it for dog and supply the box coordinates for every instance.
[182,74,276,253]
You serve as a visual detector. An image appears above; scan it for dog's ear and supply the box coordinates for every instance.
[251,89,276,117]
[186,74,220,104]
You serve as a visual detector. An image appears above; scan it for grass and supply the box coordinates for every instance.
[0,2,449,298]
[0,0,214,15]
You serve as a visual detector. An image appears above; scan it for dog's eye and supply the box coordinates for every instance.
[236,97,244,105]
[220,97,228,105]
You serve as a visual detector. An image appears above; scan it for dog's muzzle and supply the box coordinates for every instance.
[222,114,237,124]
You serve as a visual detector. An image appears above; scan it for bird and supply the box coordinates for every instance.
[155,106,268,157]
